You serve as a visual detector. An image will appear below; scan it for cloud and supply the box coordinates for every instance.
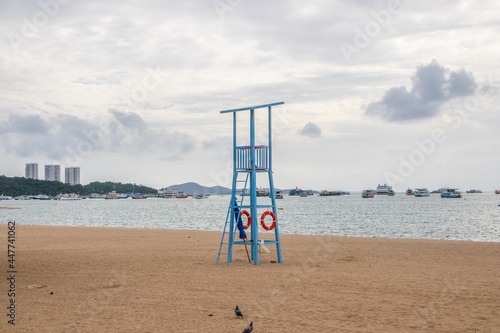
[365,59,477,122]
[0,110,198,162]
[109,109,147,132]
[298,122,322,138]
[1,113,50,134]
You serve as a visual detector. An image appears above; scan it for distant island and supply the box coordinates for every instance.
[162,182,231,195]
[0,176,157,197]
[0,176,232,197]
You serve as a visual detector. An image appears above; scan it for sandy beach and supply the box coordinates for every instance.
[1,224,499,332]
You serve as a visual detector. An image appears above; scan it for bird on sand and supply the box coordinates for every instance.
[235,305,243,317]
[242,321,253,333]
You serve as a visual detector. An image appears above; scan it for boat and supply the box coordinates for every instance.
[362,190,375,198]
[0,194,13,200]
[319,190,342,196]
[406,188,413,195]
[274,191,284,199]
[289,187,314,196]
[441,188,462,198]
[159,188,182,198]
[257,188,270,197]
[32,194,51,200]
[496,190,500,194]
[375,184,394,195]
[194,194,208,199]
[176,193,188,198]
[104,191,120,199]
[299,192,308,197]
[57,194,82,200]
[466,190,482,193]
[413,188,430,197]
[132,193,147,199]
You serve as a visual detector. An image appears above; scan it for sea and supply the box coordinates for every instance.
[2,193,499,242]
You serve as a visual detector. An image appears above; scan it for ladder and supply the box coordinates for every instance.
[216,172,249,264]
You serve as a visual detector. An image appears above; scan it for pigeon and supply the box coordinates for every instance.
[242,321,253,333]
[235,305,243,317]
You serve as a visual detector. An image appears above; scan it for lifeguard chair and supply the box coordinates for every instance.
[216,102,284,265]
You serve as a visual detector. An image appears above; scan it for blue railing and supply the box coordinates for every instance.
[235,145,268,170]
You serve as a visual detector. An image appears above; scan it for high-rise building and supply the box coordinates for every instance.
[25,163,38,179]
[45,165,61,182]
[65,167,80,185]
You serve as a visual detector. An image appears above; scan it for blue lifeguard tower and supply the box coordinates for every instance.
[217,102,284,265]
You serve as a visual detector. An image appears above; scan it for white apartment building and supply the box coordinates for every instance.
[45,165,61,182]
[65,167,80,185]
[25,163,38,179]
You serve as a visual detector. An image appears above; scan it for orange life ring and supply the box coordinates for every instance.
[260,211,276,230]
[240,210,251,229]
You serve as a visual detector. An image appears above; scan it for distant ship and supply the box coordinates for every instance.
[289,187,314,196]
[375,184,395,196]
[414,188,430,197]
[466,190,482,193]
[441,188,462,198]
[319,190,342,196]
[362,189,375,198]
[406,188,413,195]
[496,190,500,194]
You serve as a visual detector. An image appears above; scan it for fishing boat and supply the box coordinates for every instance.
[362,190,375,198]
[299,191,309,197]
[0,194,13,200]
[132,194,147,199]
[176,192,188,198]
[194,194,208,199]
[414,188,430,197]
[441,188,462,198]
[406,188,413,195]
[496,190,500,194]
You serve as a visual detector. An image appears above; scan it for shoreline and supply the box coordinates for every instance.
[1,224,499,332]
[5,222,500,244]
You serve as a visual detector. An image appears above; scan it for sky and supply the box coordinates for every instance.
[0,0,499,192]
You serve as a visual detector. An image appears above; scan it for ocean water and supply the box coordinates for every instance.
[1,193,499,242]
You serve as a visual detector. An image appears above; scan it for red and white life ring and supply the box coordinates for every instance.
[260,211,276,230]
[240,210,251,229]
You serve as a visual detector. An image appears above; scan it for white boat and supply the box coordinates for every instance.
[275,191,284,199]
[57,194,82,200]
[413,188,430,197]
[441,188,462,198]
[194,194,208,199]
[375,184,394,196]
[159,188,182,198]
[0,194,13,200]
[362,190,375,198]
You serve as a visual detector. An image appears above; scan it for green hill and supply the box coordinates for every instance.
[0,176,157,196]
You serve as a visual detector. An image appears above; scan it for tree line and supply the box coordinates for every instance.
[0,176,158,197]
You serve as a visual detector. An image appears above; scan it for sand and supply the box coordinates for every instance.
[0,224,499,332]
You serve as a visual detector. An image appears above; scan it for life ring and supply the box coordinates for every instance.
[260,211,276,230]
[240,210,251,229]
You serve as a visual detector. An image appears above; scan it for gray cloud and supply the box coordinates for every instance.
[109,109,147,132]
[365,60,477,122]
[1,113,50,135]
[0,110,197,162]
[298,122,322,138]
